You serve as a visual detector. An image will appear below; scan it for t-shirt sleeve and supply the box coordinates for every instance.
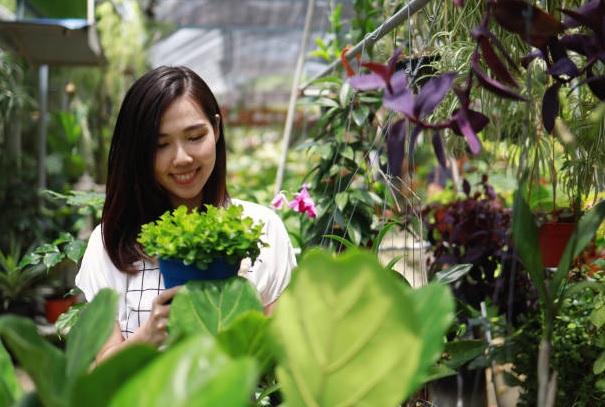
[75,224,124,304]
[241,204,296,306]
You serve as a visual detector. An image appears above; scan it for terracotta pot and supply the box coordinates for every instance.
[158,258,240,289]
[537,222,576,268]
[45,296,78,323]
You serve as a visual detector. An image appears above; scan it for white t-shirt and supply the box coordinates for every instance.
[75,199,296,338]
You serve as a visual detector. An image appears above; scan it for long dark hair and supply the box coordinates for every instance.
[102,66,229,273]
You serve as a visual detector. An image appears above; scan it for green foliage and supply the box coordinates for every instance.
[513,185,605,405]
[0,240,47,311]
[20,232,87,272]
[137,204,268,270]
[0,289,118,407]
[271,248,454,406]
[0,248,456,407]
[0,340,22,406]
[110,335,258,407]
[168,278,264,338]
[298,78,393,249]
[0,154,41,253]
[507,288,605,406]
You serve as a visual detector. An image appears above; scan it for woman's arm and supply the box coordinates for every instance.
[95,285,181,363]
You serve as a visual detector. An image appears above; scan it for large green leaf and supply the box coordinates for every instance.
[408,283,455,390]
[512,190,548,305]
[66,289,118,379]
[216,310,275,375]
[168,277,264,338]
[271,248,425,407]
[109,335,258,407]
[0,316,66,407]
[71,345,159,407]
[0,340,22,406]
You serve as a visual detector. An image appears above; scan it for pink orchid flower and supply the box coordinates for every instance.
[288,184,317,219]
[270,192,289,209]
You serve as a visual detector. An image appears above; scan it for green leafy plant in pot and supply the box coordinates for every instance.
[137,204,268,288]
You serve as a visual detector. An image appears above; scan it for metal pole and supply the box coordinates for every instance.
[38,64,48,193]
[299,0,434,91]
[274,0,315,195]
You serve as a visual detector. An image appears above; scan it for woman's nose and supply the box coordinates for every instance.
[172,143,193,165]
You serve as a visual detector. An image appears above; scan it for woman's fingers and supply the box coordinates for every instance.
[153,285,182,306]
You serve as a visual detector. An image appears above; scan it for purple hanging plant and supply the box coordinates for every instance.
[349,48,489,175]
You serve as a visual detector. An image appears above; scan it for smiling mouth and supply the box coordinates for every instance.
[172,169,198,184]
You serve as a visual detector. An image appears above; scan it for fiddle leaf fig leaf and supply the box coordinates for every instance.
[109,335,258,407]
[272,249,452,407]
[72,344,159,407]
[168,278,264,338]
[217,311,275,376]
[0,315,67,407]
[66,289,119,379]
[0,341,22,406]
[408,282,455,390]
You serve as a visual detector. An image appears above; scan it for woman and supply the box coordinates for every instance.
[76,66,296,363]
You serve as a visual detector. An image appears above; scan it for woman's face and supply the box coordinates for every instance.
[154,95,219,210]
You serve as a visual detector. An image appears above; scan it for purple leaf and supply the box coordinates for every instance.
[559,33,598,58]
[542,82,561,134]
[546,57,579,78]
[478,37,519,88]
[521,49,544,69]
[472,61,527,101]
[472,27,521,74]
[462,178,471,196]
[493,0,564,48]
[361,62,393,93]
[561,1,605,36]
[408,125,423,166]
[586,68,605,101]
[414,72,457,119]
[466,109,490,133]
[383,72,415,116]
[387,47,404,76]
[452,108,483,154]
[385,119,407,176]
[432,132,447,168]
[349,73,386,91]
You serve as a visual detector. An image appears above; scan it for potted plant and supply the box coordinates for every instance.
[19,232,88,324]
[137,204,268,288]
[0,241,47,318]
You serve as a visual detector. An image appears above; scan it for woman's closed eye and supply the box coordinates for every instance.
[189,134,205,142]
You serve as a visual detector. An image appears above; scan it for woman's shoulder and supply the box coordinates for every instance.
[87,223,104,246]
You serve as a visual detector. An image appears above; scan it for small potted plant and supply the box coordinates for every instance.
[137,204,268,288]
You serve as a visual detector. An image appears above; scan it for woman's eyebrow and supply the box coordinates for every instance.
[158,122,209,137]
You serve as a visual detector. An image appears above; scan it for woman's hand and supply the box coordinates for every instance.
[96,285,182,363]
[139,285,181,346]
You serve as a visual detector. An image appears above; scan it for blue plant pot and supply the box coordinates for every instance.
[158,258,240,289]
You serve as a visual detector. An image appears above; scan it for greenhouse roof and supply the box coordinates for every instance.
[148,0,355,106]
